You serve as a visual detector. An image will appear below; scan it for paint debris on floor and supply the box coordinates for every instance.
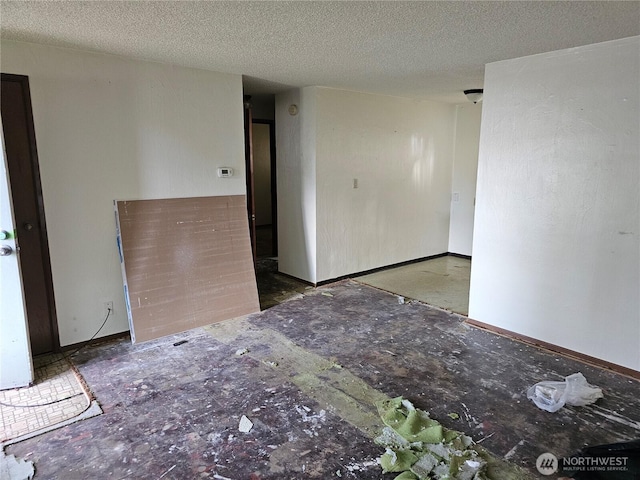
[3,278,639,479]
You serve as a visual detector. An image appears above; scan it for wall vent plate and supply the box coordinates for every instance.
[217,167,234,178]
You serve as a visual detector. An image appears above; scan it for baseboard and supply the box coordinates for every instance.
[465,317,640,381]
[295,252,469,287]
[448,252,471,260]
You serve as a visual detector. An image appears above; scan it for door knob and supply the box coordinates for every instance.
[0,245,13,256]
[23,223,34,231]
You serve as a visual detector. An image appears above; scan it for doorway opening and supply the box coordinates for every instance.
[243,95,277,261]
[252,119,277,259]
[243,93,305,309]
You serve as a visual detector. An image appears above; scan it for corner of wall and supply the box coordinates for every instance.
[275,88,318,284]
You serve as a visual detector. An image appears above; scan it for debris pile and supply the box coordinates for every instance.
[375,397,487,480]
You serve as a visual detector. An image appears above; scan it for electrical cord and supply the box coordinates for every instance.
[0,393,85,409]
[0,308,112,409]
[38,306,112,369]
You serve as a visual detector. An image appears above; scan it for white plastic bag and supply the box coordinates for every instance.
[527,372,603,413]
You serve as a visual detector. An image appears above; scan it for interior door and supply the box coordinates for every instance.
[0,119,34,389]
[1,74,59,356]
[244,96,257,262]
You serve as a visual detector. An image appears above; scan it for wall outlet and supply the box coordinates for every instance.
[104,301,114,316]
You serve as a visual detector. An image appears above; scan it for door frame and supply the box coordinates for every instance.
[252,119,278,257]
[243,96,257,262]
[1,73,60,354]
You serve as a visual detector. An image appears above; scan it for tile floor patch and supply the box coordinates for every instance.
[0,354,98,444]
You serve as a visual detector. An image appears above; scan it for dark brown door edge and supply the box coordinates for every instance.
[244,95,257,263]
[253,119,277,257]
[1,73,60,355]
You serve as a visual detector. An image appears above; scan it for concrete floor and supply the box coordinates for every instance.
[356,256,471,315]
[5,270,640,479]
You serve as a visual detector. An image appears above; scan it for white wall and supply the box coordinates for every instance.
[315,88,456,281]
[276,87,457,283]
[469,37,640,371]
[1,41,246,346]
[448,104,482,256]
[275,88,317,283]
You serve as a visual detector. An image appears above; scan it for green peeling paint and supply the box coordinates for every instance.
[375,397,533,480]
[394,472,419,480]
[376,396,485,479]
[381,449,419,472]
[379,398,444,443]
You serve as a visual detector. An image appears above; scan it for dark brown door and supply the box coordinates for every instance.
[1,74,59,355]
[244,96,257,263]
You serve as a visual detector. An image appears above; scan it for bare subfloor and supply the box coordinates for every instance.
[6,277,639,479]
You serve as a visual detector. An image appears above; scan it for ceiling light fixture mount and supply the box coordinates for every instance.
[463,89,483,104]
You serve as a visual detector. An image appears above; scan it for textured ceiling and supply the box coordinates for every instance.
[1,1,639,103]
